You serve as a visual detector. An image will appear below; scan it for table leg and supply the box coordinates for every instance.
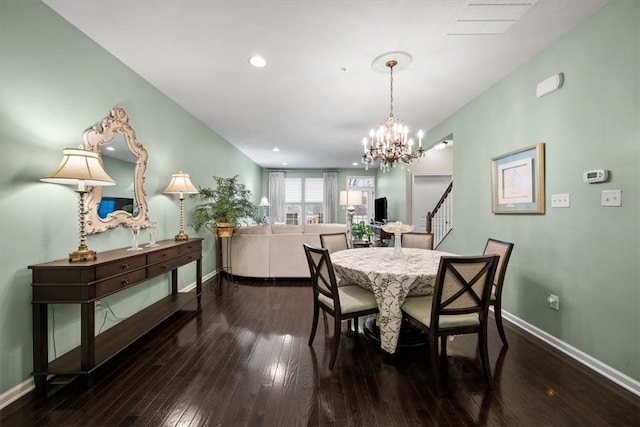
[80,302,95,387]
[32,303,48,391]
[196,258,202,309]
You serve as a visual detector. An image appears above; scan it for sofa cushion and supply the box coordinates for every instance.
[304,223,347,235]
[271,224,303,234]
[236,225,272,235]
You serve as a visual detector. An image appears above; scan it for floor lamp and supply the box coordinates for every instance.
[339,190,363,240]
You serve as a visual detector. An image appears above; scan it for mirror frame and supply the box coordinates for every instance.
[83,108,149,233]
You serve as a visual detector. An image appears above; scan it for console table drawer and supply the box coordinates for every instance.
[179,240,201,255]
[97,256,146,280]
[95,269,147,297]
[147,247,180,264]
[147,253,197,277]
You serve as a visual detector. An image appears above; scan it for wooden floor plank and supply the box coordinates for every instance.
[2,276,639,427]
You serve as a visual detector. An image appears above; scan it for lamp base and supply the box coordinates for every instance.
[69,247,97,262]
[174,232,189,241]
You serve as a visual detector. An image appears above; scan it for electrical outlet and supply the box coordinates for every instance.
[547,294,559,310]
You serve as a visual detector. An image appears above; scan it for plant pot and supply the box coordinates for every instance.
[215,222,234,238]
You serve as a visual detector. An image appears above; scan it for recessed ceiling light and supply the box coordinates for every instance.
[273,147,280,152]
[282,162,288,166]
[249,55,267,68]
[352,162,358,166]
[105,146,115,151]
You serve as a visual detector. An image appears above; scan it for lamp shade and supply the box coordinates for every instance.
[339,190,363,206]
[163,171,199,195]
[41,148,116,189]
[259,196,271,207]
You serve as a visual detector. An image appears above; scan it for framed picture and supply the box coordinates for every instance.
[491,143,545,214]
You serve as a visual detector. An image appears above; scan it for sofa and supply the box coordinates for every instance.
[221,223,347,278]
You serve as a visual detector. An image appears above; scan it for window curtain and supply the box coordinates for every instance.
[323,171,338,223]
[268,170,285,222]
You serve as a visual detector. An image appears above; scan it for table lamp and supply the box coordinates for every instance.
[258,196,271,223]
[163,171,199,241]
[41,148,116,262]
[340,190,363,239]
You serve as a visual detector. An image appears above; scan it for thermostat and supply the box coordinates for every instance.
[583,169,608,183]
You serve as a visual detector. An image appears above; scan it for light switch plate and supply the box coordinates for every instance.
[601,189,622,206]
[551,193,570,208]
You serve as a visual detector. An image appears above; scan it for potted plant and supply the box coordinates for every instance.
[351,220,374,242]
[190,175,258,237]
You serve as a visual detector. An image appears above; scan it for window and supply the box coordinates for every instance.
[285,178,302,225]
[305,178,324,224]
[285,176,325,225]
[347,176,375,224]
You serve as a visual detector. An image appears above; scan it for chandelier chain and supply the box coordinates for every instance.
[389,63,394,118]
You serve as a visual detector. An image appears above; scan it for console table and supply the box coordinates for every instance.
[29,238,203,390]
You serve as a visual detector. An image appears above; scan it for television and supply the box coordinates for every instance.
[98,197,134,218]
[374,197,388,223]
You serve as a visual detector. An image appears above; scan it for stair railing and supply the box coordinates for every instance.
[426,181,453,249]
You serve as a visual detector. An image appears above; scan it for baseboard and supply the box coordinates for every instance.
[0,378,34,410]
[181,270,219,292]
[499,308,640,397]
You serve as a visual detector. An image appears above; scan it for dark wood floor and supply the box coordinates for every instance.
[2,276,639,426]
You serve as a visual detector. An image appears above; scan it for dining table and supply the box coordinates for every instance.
[330,246,455,354]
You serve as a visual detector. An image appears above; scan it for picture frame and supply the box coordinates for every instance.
[491,143,545,214]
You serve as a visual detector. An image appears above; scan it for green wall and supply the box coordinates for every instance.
[427,0,639,381]
[0,0,261,395]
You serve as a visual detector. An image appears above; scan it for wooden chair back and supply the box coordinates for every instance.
[320,232,350,254]
[401,232,434,250]
[431,255,499,328]
[482,238,515,292]
[303,244,341,312]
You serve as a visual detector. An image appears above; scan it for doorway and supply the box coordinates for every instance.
[411,174,452,232]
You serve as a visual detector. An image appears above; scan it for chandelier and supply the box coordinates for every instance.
[361,59,425,171]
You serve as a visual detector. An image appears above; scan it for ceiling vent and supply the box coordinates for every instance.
[447,0,538,36]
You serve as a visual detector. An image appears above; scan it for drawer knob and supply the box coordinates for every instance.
[162,265,169,270]
[121,263,130,270]
[121,278,129,285]
[162,253,169,258]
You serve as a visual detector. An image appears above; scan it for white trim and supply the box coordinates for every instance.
[0,271,220,411]
[0,378,34,410]
[500,308,640,397]
[181,270,218,292]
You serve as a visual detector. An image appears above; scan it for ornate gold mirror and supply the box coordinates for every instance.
[84,108,149,233]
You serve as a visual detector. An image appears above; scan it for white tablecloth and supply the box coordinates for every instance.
[331,247,454,354]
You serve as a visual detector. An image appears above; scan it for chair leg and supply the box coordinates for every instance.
[494,300,508,347]
[430,335,443,396]
[479,328,494,390]
[329,316,342,370]
[309,303,319,346]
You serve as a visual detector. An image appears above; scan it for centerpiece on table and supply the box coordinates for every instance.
[382,221,414,259]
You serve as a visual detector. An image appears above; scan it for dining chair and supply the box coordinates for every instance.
[482,238,515,347]
[303,244,379,369]
[401,232,434,250]
[401,254,499,396]
[319,232,350,254]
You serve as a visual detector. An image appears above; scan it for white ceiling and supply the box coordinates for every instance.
[43,0,608,170]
